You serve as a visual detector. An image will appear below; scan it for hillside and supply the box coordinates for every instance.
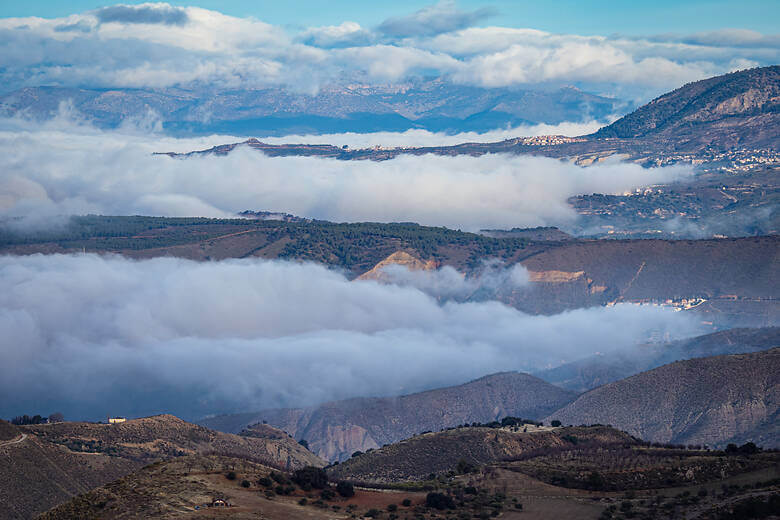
[200,372,577,462]
[594,66,779,148]
[38,455,344,520]
[328,425,635,483]
[535,326,780,392]
[0,415,323,520]
[546,348,780,448]
[2,215,777,328]
[0,419,19,442]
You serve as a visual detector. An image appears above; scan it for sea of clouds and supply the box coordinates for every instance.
[0,253,704,420]
[0,112,691,232]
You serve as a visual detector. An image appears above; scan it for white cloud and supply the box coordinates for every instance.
[0,253,703,420]
[0,4,775,98]
[0,116,691,230]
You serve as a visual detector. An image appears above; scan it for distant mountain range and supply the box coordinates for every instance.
[0,80,622,135]
[200,372,576,462]
[200,329,779,463]
[168,66,779,159]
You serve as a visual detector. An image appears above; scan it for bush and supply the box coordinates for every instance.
[292,466,328,489]
[587,471,606,490]
[336,481,355,498]
[351,450,363,458]
[551,420,562,427]
[298,439,309,449]
[401,498,412,507]
[321,489,336,500]
[387,504,398,512]
[456,459,478,474]
[365,508,382,518]
[258,476,272,487]
[226,471,237,481]
[240,480,250,488]
[298,498,308,506]
[426,492,455,510]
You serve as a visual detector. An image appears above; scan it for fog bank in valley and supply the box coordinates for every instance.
[0,116,690,231]
[0,254,704,421]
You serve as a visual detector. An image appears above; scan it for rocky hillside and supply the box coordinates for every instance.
[0,415,322,520]
[535,326,780,392]
[328,425,635,483]
[546,348,780,448]
[594,66,779,148]
[200,372,577,462]
[0,419,19,442]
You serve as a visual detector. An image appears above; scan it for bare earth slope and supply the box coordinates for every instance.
[200,372,577,462]
[0,415,323,520]
[546,348,780,448]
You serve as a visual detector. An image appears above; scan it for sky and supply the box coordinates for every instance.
[0,1,777,100]
[3,0,779,36]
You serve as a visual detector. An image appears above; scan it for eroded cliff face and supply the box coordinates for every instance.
[357,250,438,281]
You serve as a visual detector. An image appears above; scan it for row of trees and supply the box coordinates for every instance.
[10,412,63,425]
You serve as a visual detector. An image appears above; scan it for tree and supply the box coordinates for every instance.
[298,439,309,449]
[551,420,562,427]
[336,481,355,498]
[292,466,328,490]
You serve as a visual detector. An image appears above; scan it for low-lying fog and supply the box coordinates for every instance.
[0,254,704,421]
[0,112,691,232]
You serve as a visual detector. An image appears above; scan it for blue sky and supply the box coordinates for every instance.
[3,0,779,35]
[0,1,776,99]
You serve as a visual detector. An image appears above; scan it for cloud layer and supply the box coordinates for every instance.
[0,253,703,420]
[0,2,776,98]
[0,115,690,231]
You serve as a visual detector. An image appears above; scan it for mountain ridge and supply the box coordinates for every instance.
[199,372,577,462]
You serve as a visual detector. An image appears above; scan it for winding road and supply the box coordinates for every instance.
[0,433,27,447]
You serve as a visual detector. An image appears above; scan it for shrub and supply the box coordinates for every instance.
[292,466,328,489]
[456,459,478,474]
[225,471,237,480]
[401,498,412,507]
[387,504,398,512]
[257,476,272,487]
[365,508,382,517]
[240,480,250,488]
[336,481,355,498]
[551,420,562,427]
[298,439,309,449]
[321,489,336,500]
[426,492,455,510]
[298,498,308,506]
